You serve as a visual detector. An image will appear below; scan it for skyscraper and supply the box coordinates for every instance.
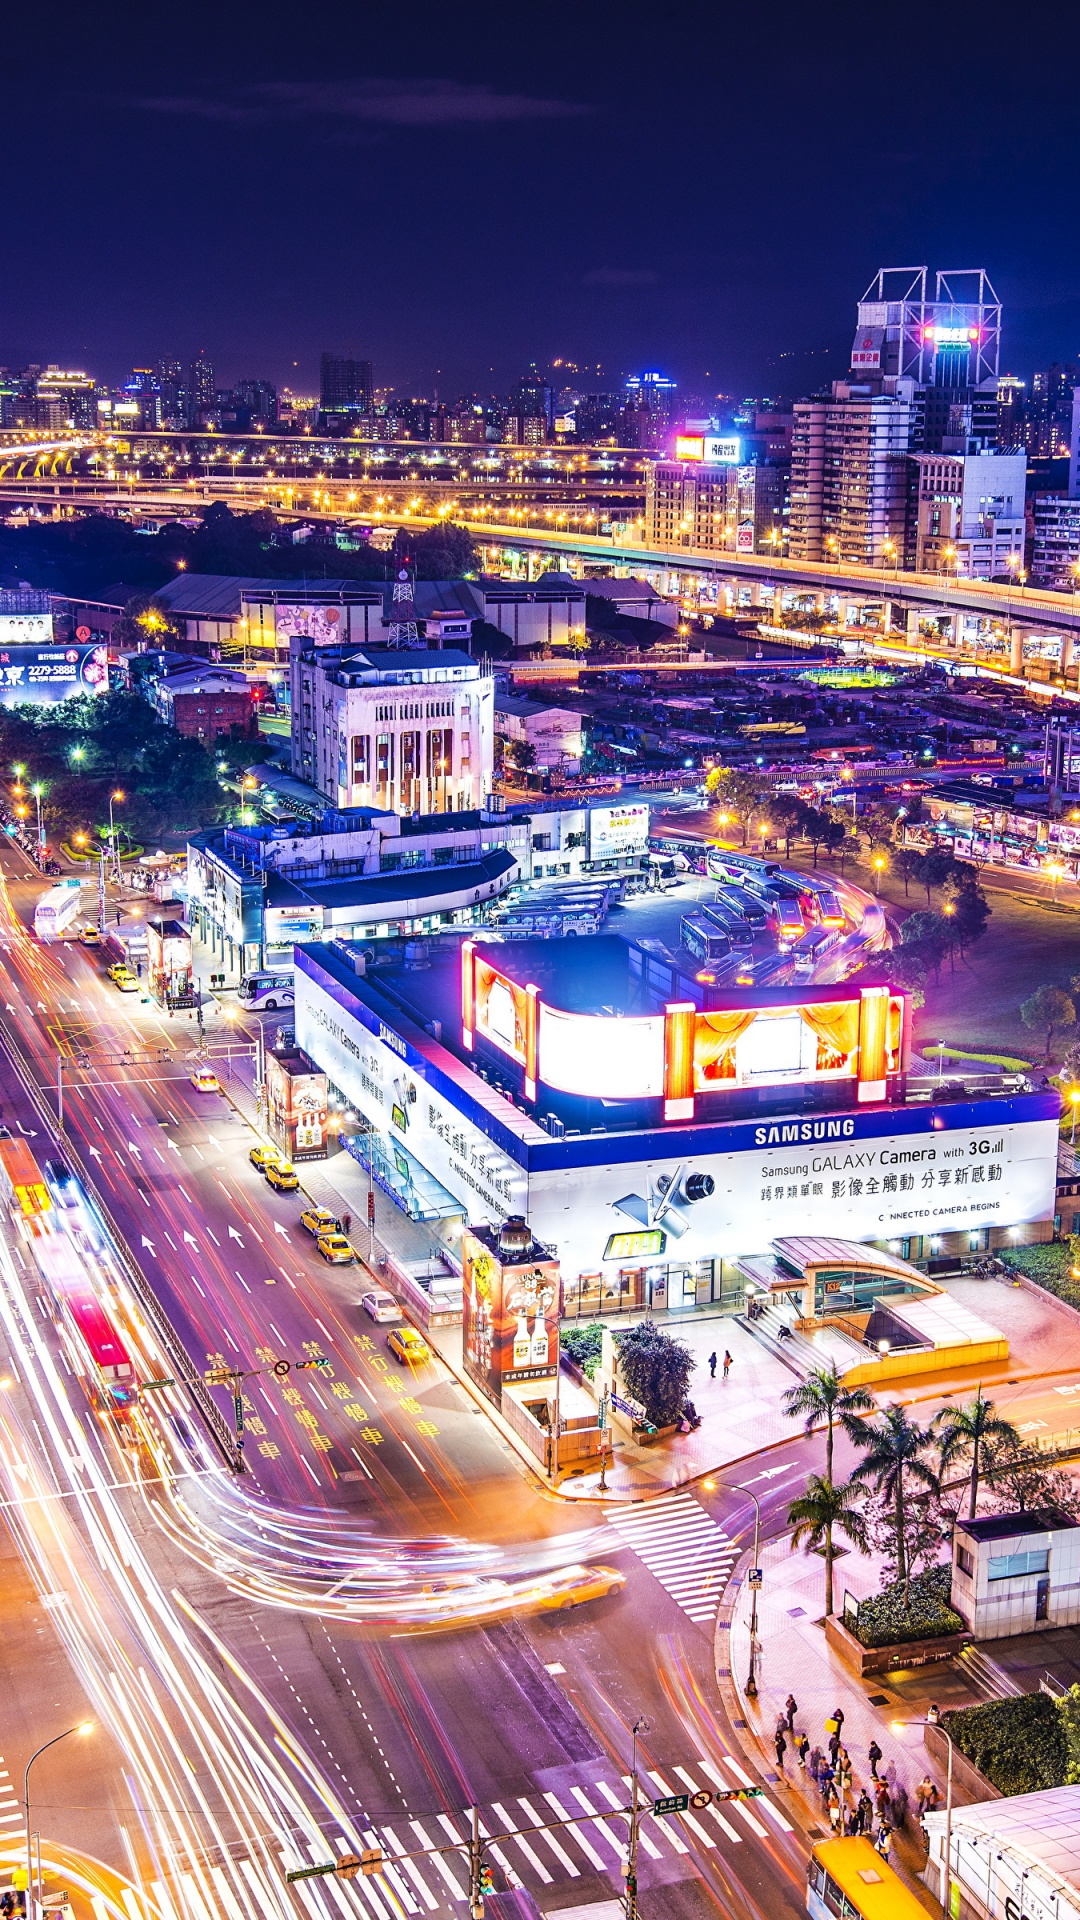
[189,354,215,426]
[319,355,373,412]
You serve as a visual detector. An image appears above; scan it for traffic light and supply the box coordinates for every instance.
[479,1866,495,1894]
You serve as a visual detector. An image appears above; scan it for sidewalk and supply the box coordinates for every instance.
[724,1533,988,1846]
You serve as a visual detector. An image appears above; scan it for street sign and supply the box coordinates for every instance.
[747,1567,763,1587]
[140,1378,175,1393]
[359,1848,383,1876]
[690,1789,712,1809]
[652,1793,689,1815]
[336,1855,362,1880]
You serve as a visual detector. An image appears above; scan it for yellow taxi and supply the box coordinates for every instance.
[249,1144,281,1171]
[315,1231,354,1264]
[387,1326,430,1367]
[536,1564,626,1611]
[190,1066,221,1094]
[265,1158,299,1192]
[78,925,101,946]
[106,961,132,982]
[300,1206,340,1237]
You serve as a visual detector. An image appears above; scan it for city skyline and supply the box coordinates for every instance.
[6,0,1080,391]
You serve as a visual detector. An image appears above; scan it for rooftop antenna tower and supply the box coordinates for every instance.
[387,568,421,648]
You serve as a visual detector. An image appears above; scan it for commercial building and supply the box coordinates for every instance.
[1032,495,1080,590]
[912,451,1026,577]
[495,695,585,773]
[291,933,1057,1312]
[645,452,784,553]
[152,665,255,740]
[186,796,647,975]
[289,645,493,813]
[924,1784,1080,1920]
[319,354,373,432]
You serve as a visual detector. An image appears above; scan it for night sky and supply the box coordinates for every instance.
[6,0,1080,398]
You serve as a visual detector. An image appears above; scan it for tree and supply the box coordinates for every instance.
[787,1475,869,1617]
[397,521,478,580]
[615,1320,694,1430]
[706,767,765,844]
[780,1361,874,1485]
[849,1403,940,1599]
[935,1392,1020,1519]
[507,739,536,771]
[863,1485,947,1590]
[114,594,181,653]
[915,846,958,908]
[982,1438,1080,1518]
[1020,985,1076,1065]
[893,844,925,899]
[948,881,991,957]
[862,804,900,852]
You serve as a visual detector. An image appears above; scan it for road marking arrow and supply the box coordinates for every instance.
[140,1236,156,1256]
[273,1222,290,1238]
[36,1001,46,1011]
[228,1226,244,1245]
[183,1230,198,1247]
[16,1124,36,1137]
[86,1146,102,1160]
[4,1004,14,1014]
[126,1141,142,1158]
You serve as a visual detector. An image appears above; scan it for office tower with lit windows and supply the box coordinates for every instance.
[319,354,373,428]
[188,353,215,426]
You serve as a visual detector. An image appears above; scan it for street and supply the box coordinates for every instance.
[0,839,820,1920]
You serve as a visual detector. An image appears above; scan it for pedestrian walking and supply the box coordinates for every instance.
[891,1782,909,1831]
[775,1712,788,1741]
[867,1739,882,1779]
[828,1732,841,1766]
[796,1733,810,1770]
[722,1350,732,1379]
[828,1790,841,1832]
[875,1823,891,1863]
[808,1746,824,1786]
[709,1351,717,1378]
[916,1776,937,1818]
[832,1708,845,1735]
[874,1779,890,1821]
[775,1729,787,1771]
[819,1763,834,1804]
[785,1693,798,1733]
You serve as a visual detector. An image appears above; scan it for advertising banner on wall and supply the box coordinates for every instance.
[274,604,345,646]
[461,1228,561,1404]
[0,614,52,645]
[265,1050,328,1161]
[0,643,108,706]
[586,802,650,862]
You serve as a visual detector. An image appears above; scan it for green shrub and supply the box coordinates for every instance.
[1000,1244,1080,1313]
[851,1565,964,1648]
[560,1323,605,1379]
[943,1693,1067,1796]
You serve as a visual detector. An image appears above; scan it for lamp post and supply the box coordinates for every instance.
[31,783,44,855]
[24,1721,93,1919]
[108,789,125,886]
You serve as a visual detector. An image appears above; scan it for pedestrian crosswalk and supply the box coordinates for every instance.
[604,1493,738,1624]
[93,1757,789,1919]
[0,1750,21,1838]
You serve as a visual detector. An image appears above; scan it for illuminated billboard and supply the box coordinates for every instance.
[675,435,705,462]
[0,643,108,706]
[265,1051,328,1161]
[0,614,52,645]
[674,435,741,466]
[587,801,650,861]
[274,604,345,646]
[462,1228,561,1405]
[924,325,981,345]
[462,941,907,1119]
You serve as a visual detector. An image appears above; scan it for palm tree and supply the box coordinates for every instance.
[936,1392,1020,1520]
[781,1362,875,1486]
[788,1475,869,1617]
[849,1403,940,1598]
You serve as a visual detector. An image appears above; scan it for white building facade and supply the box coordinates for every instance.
[913,451,1026,577]
[290,646,494,814]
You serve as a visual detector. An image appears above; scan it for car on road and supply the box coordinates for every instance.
[113,971,140,993]
[106,961,132,982]
[360,1288,402,1325]
[190,1066,221,1094]
[300,1206,341,1237]
[249,1144,281,1171]
[265,1158,299,1191]
[316,1231,354,1264]
[387,1326,430,1367]
[78,926,101,946]
[536,1564,626,1611]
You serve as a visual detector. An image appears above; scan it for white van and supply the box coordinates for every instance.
[237,972,295,1011]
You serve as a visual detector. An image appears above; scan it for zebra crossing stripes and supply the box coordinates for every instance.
[0,1756,20,1832]
[604,1493,738,1622]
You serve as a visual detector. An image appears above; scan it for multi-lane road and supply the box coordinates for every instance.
[0,839,829,1920]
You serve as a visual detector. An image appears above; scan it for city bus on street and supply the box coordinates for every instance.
[807,1837,929,1920]
[33,879,83,941]
[237,971,295,1011]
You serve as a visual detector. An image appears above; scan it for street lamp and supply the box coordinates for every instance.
[30,783,44,853]
[24,1721,93,1920]
[1070,1086,1080,1146]
[872,854,886,893]
[108,789,125,883]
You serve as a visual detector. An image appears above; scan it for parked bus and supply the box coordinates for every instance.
[681,914,731,964]
[757,888,805,942]
[791,925,844,978]
[807,1838,928,1920]
[33,880,83,942]
[710,884,768,930]
[701,904,754,950]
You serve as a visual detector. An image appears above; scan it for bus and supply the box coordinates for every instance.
[30,1226,136,1416]
[237,971,295,1011]
[757,888,805,942]
[701,904,754,950]
[791,925,844,978]
[33,880,83,942]
[710,884,768,930]
[681,914,731,964]
[706,849,783,887]
[0,1135,51,1218]
[807,1837,929,1920]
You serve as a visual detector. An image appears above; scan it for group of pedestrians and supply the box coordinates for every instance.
[772,1698,937,1862]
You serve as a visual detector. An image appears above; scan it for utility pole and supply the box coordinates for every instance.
[469,1804,483,1920]
[97,845,106,938]
[623,1715,648,1920]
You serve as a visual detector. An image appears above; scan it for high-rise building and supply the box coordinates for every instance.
[235,379,278,426]
[1026,363,1079,460]
[911,452,1026,578]
[997,376,1026,453]
[1031,496,1080,590]
[34,367,97,429]
[623,371,677,450]
[645,447,784,552]
[319,355,373,414]
[189,354,215,426]
[156,358,187,429]
[790,383,915,564]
